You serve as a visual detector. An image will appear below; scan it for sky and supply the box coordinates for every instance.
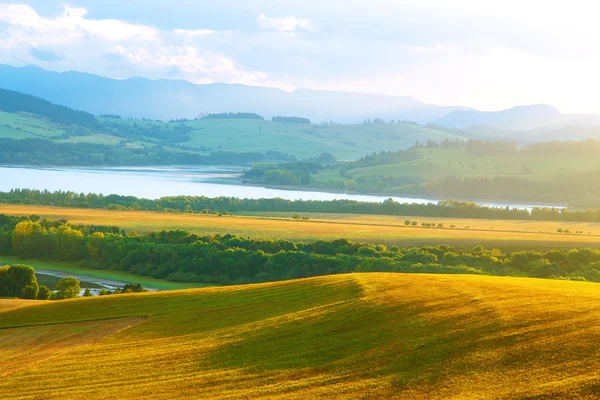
[0,0,599,113]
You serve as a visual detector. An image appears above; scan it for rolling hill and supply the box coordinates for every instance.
[0,88,469,160]
[2,273,600,399]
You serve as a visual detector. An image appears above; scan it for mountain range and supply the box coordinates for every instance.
[1,64,600,131]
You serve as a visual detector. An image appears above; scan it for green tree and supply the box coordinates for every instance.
[0,264,38,298]
[21,284,39,299]
[87,232,105,262]
[56,277,81,300]
[11,221,43,257]
[83,287,92,297]
[56,225,84,260]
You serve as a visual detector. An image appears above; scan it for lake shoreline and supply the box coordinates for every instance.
[1,165,564,211]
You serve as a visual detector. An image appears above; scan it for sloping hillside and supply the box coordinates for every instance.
[102,117,466,159]
[0,88,469,160]
[3,273,600,399]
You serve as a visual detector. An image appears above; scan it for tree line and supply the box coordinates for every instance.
[3,214,600,287]
[203,112,264,120]
[0,190,539,220]
[9,189,600,222]
[272,116,311,124]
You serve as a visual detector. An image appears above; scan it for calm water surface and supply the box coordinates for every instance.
[0,166,560,211]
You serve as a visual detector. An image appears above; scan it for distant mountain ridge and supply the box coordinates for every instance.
[1,64,600,131]
[0,64,468,123]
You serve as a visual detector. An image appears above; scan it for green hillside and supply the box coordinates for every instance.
[0,110,468,161]
[99,117,466,160]
[3,273,600,399]
[0,88,470,162]
[309,141,600,206]
[318,146,600,181]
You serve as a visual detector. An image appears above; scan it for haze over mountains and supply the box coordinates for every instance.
[1,64,600,132]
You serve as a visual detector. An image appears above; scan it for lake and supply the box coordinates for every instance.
[0,165,560,210]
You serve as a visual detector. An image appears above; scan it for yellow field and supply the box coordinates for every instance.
[3,273,600,399]
[0,298,43,311]
[2,204,600,249]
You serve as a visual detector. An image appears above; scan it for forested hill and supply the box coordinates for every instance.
[0,88,96,127]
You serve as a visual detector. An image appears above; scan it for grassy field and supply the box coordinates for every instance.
[0,110,65,139]
[3,273,600,398]
[3,204,600,250]
[100,117,467,159]
[0,256,209,290]
[0,298,44,311]
[1,109,469,159]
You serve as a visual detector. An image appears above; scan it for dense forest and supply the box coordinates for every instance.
[2,214,600,286]
[0,89,96,127]
[6,189,600,223]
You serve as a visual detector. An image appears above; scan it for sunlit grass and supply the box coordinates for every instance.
[3,273,600,398]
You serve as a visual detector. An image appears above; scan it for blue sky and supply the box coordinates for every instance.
[1,1,599,113]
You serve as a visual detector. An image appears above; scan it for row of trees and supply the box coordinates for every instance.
[272,116,311,124]
[0,190,547,220]
[203,112,264,120]
[4,214,600,285]
[11,189,600,222]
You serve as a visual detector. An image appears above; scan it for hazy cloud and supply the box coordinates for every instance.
[174,29,216,37]
[256,14,316,32]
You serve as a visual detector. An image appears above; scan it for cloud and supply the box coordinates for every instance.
[174,29,215,37]
[0,4,158,41]
[29,46,61,61]
[257,13,316,32]
[0,3,290,90]
[3,1,600,113]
